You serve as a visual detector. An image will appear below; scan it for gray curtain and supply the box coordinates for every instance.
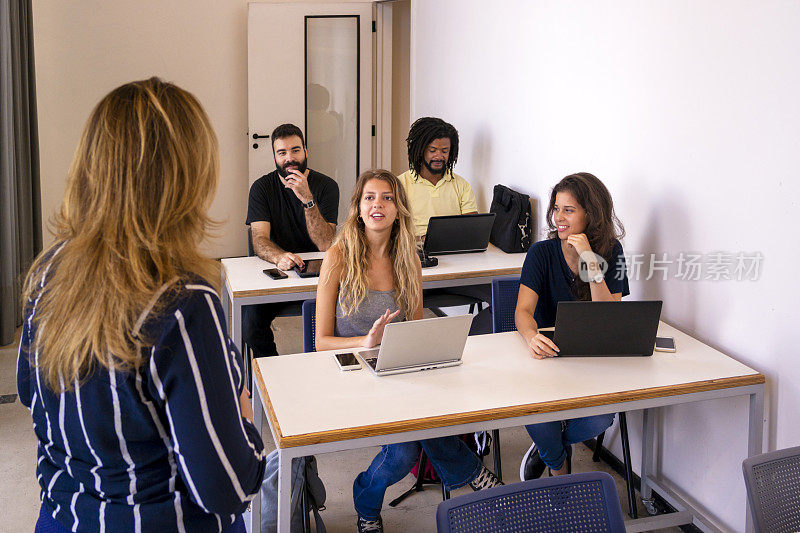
[1,0,42,346]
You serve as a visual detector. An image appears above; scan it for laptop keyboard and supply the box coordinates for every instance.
[359,348,379,369]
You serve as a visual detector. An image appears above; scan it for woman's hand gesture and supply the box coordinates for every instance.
[527,332,560,359]
[566,233,592,256]
[364,308,401,348]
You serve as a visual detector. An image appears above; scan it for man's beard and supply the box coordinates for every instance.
[423,158,446,176]
[276,157,308,178]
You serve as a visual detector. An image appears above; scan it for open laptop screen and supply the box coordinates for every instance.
[424,213,496,255]
[358,314,473,374]
[548,301,662,356]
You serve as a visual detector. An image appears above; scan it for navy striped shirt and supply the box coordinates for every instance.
[17,250,266,532]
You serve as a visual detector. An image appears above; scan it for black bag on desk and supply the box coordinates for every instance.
[489,185,533,253]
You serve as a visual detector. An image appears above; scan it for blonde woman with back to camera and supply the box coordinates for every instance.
[17,78,266,532]
[315,169,502,533]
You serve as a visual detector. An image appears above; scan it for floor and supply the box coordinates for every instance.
[0,315,681,532]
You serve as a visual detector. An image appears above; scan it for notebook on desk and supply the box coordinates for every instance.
[357,314,473,376]
[540,301,663,356]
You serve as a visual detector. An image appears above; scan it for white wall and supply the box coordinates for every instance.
[32,0,368,259]
[33,0,251,258]
[411,1,800,530]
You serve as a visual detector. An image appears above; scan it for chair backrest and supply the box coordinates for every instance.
[302,299,316,353]
[491,277,521,333]
[436,472,625,533]
[246,226,255,257]
[742,446,800,533]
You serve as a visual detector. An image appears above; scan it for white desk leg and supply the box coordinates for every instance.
[232,301,243,353]
[277,449,292,533]
[250,382,263,533]
[640,408,657,515]
[747,387,765,456]
[745,388,765,533]
[222,273,230,327]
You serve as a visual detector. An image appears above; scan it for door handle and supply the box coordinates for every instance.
[252,133,270,149]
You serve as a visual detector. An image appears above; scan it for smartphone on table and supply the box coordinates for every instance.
[295,258,323,278]
[333,352,362,371]
[655,336,676,352]
[263,268,288,280]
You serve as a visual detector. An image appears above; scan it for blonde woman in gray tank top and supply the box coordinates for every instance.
[316,169,501,533]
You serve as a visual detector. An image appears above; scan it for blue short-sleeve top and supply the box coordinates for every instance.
[519,237,630,328]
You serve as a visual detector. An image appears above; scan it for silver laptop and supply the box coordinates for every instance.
[357,315,474,376]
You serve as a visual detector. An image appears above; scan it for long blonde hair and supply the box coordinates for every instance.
[333,169,420,320]
[22,77,220,391]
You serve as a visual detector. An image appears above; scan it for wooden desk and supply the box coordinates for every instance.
[220,244,525,351]
[251,322,764,533]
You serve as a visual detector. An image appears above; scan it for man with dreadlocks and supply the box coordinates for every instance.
[398,117,478,237]
[399,117,493,335]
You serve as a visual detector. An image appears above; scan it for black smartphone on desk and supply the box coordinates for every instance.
[295,259,323,278]
[263,268,288,280]
[334,352,362,371]
[655,336,676,352]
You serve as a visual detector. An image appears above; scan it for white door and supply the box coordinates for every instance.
[248,2,374,223]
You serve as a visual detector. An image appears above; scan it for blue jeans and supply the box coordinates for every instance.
[353,437,483,519]
[525,413,616,470]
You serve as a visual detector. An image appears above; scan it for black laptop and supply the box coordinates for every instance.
[539,301,663,356]
[423,213,496,255]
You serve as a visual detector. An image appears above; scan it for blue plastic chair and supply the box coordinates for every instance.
[742,445,800,533]
[491,277,638,518]
[491,277,521,334]
[436,472,626,533]
[301,299,316,353]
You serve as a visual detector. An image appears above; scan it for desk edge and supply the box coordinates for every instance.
[421,267,522,282]
[228,267,523,298]
[253,362,285,444]
[235,284,319,298]
[268,373,765,448]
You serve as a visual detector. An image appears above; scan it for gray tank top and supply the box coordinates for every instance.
[335,289,403,337]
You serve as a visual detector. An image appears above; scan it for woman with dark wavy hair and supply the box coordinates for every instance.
[18,78,265,532]
[515,172,629,480]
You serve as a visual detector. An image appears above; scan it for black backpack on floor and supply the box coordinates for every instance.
[261,452,326,533]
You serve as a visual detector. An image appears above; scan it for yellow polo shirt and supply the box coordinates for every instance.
[397,170,478,236]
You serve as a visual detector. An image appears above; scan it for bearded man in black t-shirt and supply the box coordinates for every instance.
[244,123,339,358]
